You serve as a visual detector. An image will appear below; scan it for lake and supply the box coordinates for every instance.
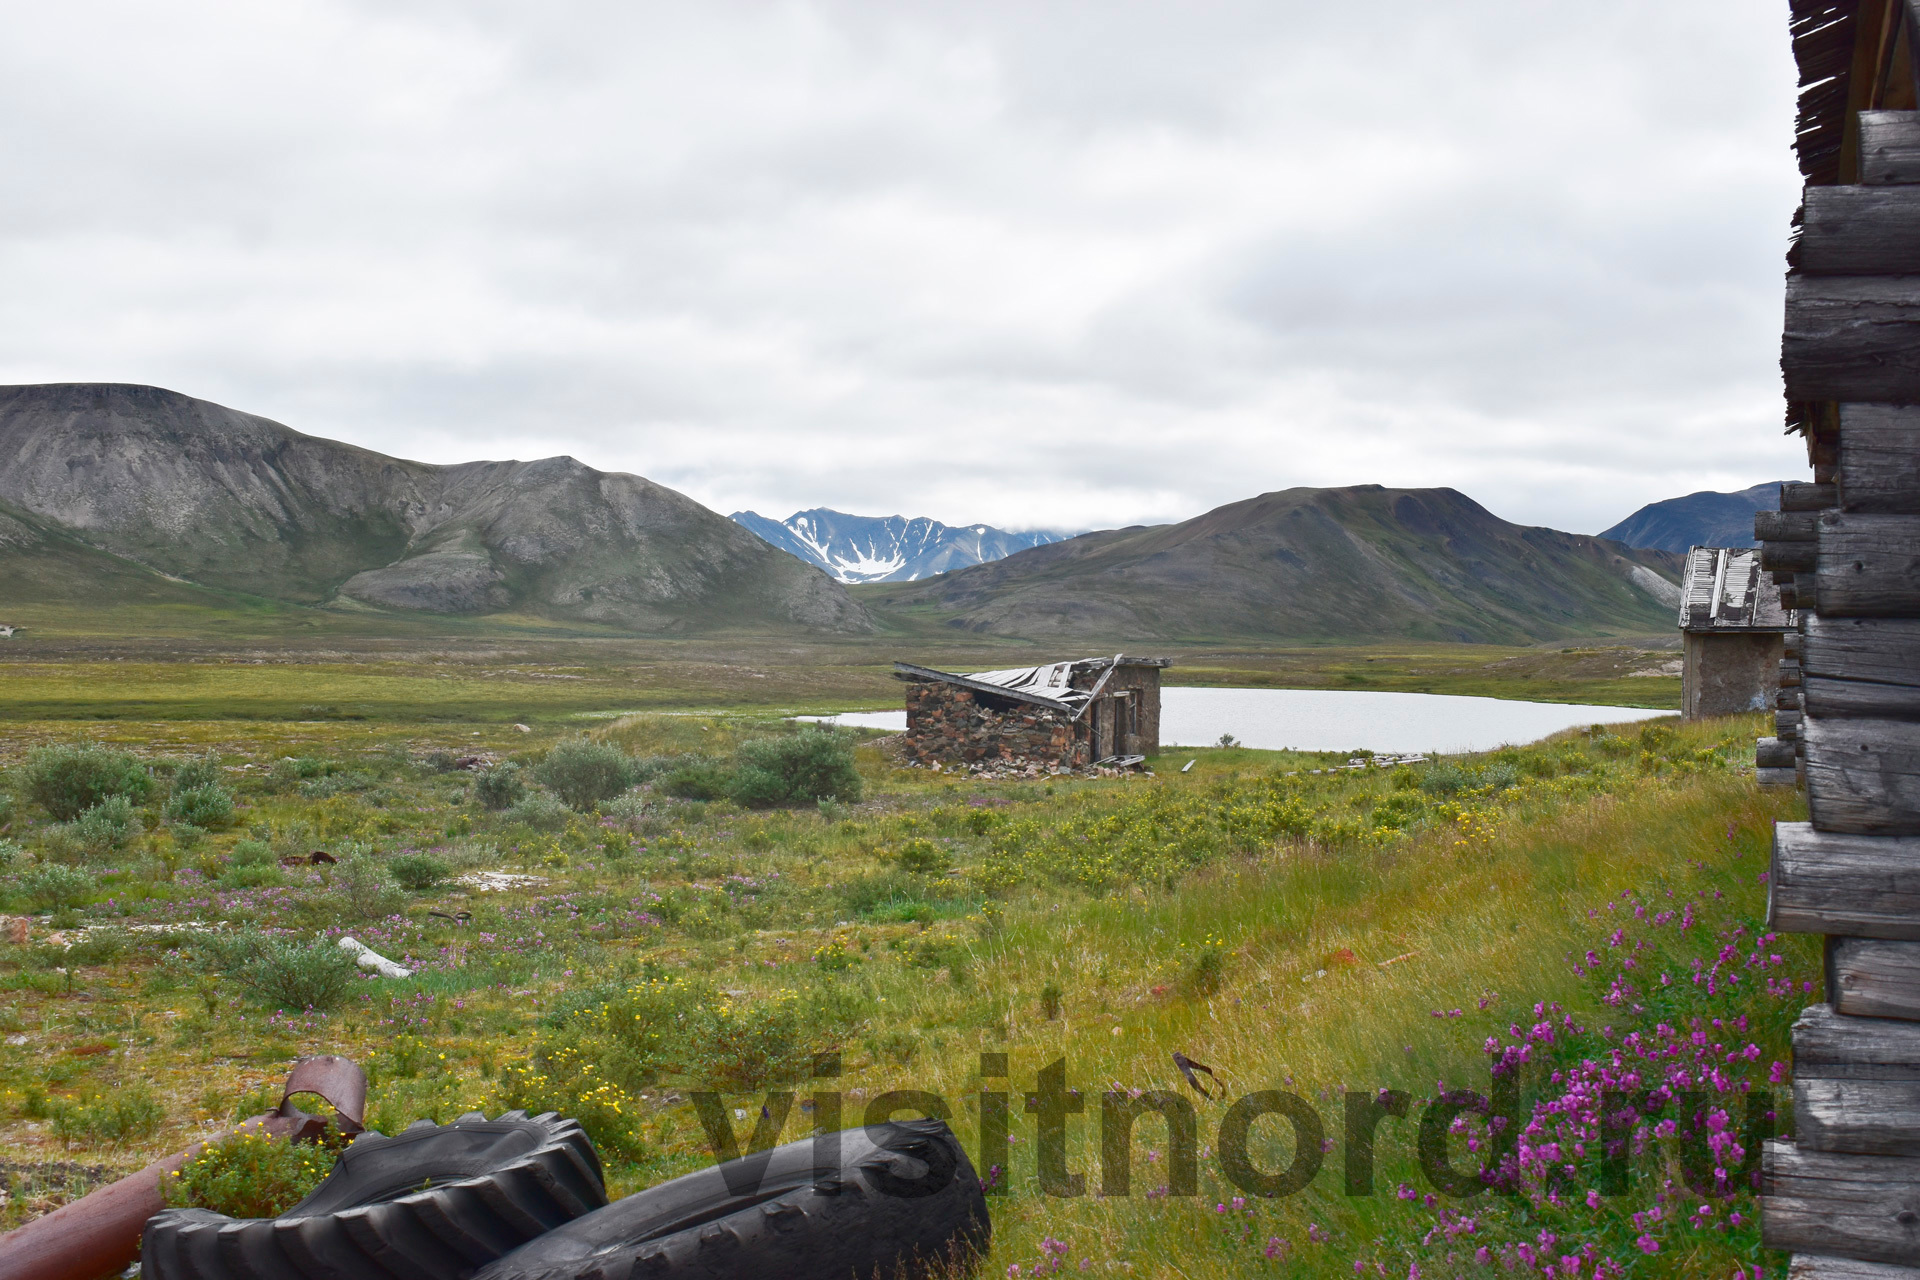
[798,686,1670,755]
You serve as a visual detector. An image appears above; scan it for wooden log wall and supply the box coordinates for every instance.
[1763,2,1920,1271]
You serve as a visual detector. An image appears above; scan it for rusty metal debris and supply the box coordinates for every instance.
[0,1055,367,1280]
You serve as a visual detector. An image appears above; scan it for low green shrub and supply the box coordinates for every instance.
[892,837,949,874]
[1481,762,1522,791]
[524,972,862,1099]
[728,729,861,808]
[51,796,143,861]
[496,1042,646,1161]
[162,1124,343,1217]
[0,790,14,829]
[212,935,361,1010]
[228,839,274,867]
[536,740,635,811]
[48,1085,165,1146]
[17,863,93,910]
[1418,761,1475,796]
[62,929,126,966]
[216,862,285,890]
[334,856,404,920]
[166,783,234,828]
[170,754,224,793]
[25,744,151,821]
[389,852,451,891]
[658,761,732,801]
[0,838,19,869]
[504,793,571,833]
[474,763,526,811]
[599,794,650,825]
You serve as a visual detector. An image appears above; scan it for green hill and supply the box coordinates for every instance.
[0,383,870,635]
[859,485,1683,644]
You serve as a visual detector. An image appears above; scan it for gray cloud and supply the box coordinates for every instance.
[0,1,1807,537]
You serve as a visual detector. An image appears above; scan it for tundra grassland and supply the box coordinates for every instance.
[0,660,1801,1278]
[0,623,1681,722]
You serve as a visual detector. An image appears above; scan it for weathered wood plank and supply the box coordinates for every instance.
[1807,676,1920,720]
[1785,661,1806,688]
[1829,937,1920,1021]
[1762,1139,1920,1264]
[1762,736,1800,768]
[1781,709,1805,740]
[1789,1252,1920,1279]
[1785,276,1920,404]
[1761,766,1804,788]
[1804,618,1920,687]
[1769,822,1920,938]
[1794,1005,1920,1156]
[1815,514,1920,615]
[1786,482,1843,512]
[1799,1078,1920,1156]
[1771,540,1824,573]
[1763,510,1823,540]
[1784,687,1808,713]
[1862,110,1920,186]
[1794,187,1920,274]
[1840,405,1920,513]
[1804,720,1920,836]
[1795,1003,1920,1074]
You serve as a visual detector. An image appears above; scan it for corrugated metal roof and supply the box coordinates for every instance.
[893,654,1170,713]
[1677,547,1793,631]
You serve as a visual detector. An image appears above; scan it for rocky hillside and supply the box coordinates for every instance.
[0,384,871,633]
[861,485,1683,644]
[730,508,1068,583]
[1598,481,1783,554]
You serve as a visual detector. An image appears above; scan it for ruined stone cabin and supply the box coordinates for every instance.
[893,655,1171,770]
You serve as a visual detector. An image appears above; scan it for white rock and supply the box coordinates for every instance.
[335,934,413,979]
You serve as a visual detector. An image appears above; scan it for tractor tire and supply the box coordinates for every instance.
[474,1118,988,1280]
[141,1110,606,1280]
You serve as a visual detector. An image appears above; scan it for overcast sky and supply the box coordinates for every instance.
[1,1,1805,535]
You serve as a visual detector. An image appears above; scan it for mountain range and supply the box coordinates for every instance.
[1598,482,1783,554]
[859,485,1683,644]
[0,384,869,634]
[0,383,1688,643]
[729,508,1067,583]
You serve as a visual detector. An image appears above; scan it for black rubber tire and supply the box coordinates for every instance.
[473,1118,989,1280]
[141,1110,607,1280]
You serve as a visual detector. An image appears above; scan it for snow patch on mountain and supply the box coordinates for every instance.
[730,508,1071,583]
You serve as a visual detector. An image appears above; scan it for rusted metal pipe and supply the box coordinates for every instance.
[0,1055,364,1280]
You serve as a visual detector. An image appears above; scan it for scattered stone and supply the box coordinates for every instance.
[459,870,548,892]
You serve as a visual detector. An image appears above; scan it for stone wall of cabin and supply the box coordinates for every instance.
[1682,631,1783,719]
[1104,663,1163,755]
[902,682,1089,769]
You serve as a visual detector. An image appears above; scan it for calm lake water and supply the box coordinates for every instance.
[799,687,1670,755]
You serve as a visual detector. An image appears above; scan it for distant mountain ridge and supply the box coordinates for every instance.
[1600,482,1785,554]
[730,508,1068,583]
[0,383,871,634]
[860,485,1684,644]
